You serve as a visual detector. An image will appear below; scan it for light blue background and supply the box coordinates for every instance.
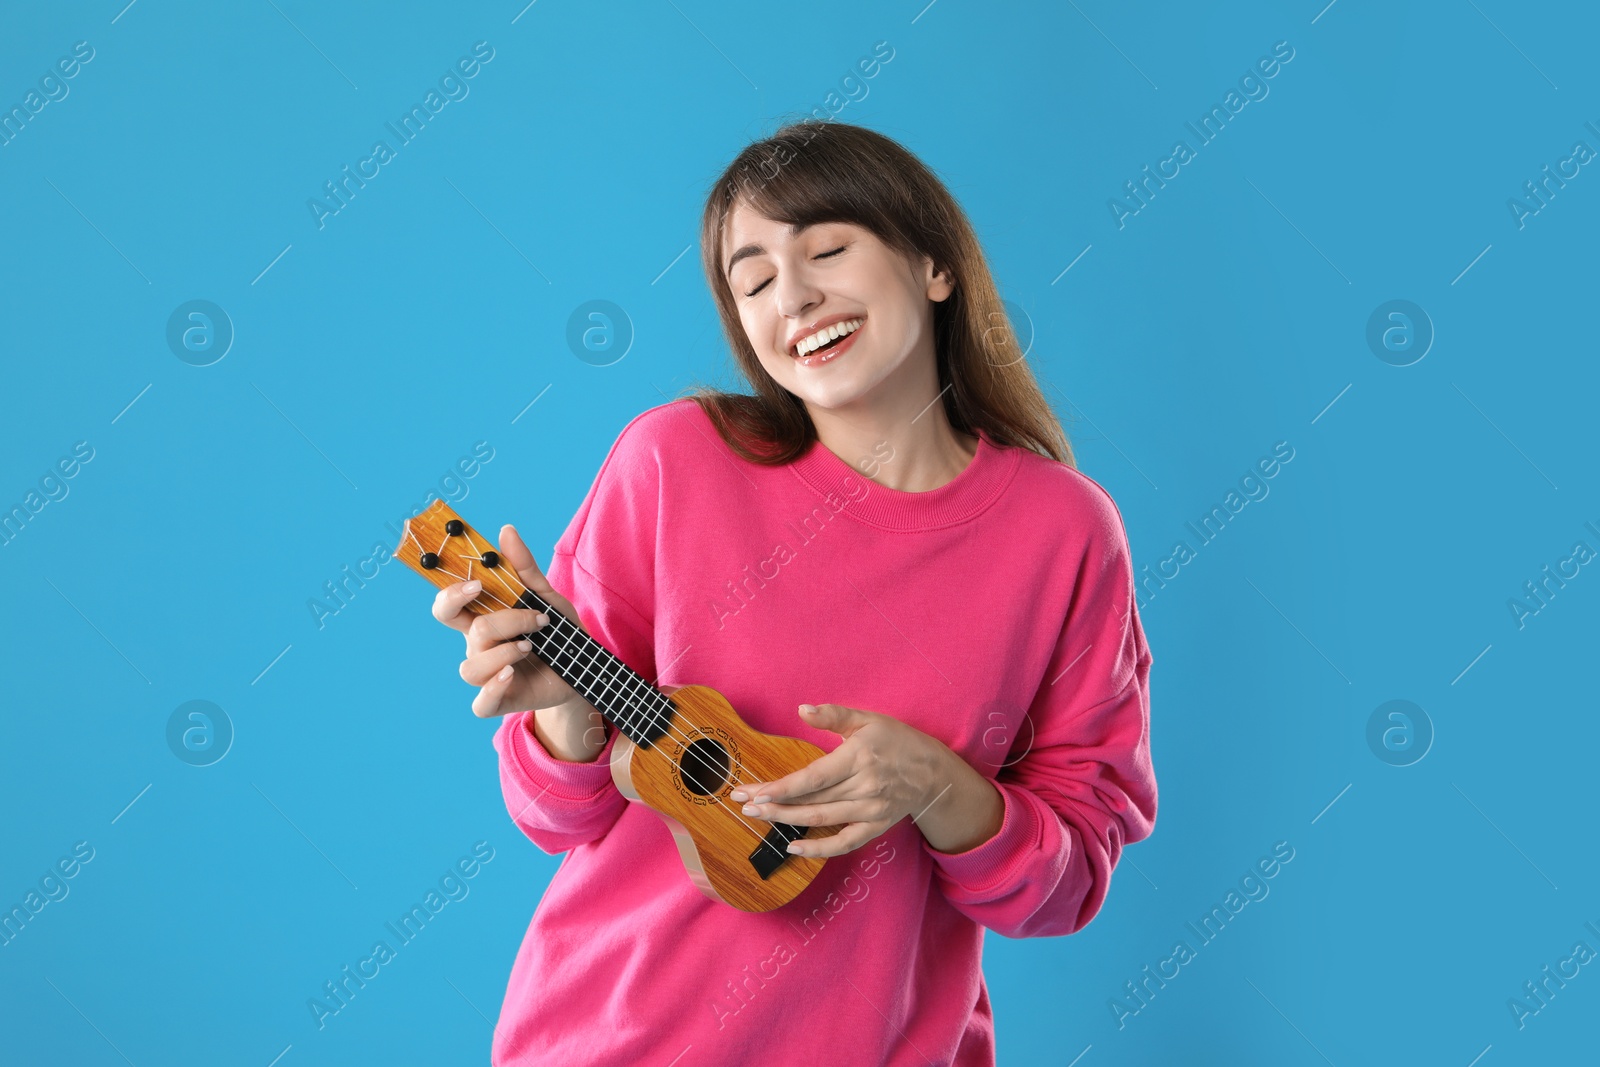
[2,1,1596,1064]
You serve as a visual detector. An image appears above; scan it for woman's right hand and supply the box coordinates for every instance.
[432,523,593,720]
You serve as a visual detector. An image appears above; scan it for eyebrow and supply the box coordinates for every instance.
[725,222,813,278]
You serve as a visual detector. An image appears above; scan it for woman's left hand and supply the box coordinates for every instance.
[730,703,1004,859]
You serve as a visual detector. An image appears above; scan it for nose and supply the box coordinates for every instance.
[774,264,824,323]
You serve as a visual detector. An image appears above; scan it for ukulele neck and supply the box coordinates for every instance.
[392,499,673,749]
[512,589,672,749]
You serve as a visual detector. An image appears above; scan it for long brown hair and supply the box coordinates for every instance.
[682,119,1075,469]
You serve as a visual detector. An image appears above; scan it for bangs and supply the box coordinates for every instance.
[710,125,914,268]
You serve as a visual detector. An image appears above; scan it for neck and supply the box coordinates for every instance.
[807,386,978,494]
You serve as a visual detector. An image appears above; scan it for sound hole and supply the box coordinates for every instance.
[679,737,730,796]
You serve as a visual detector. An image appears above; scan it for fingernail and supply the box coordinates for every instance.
[496,664,513,681]
[742,804,760,816]
[786,842,801,854]
[517,639,532,651]
[752,794,772,805]
[800,703,815,714]
[462,580,482,595]
[535,613,549,628]
[730,789,747,801]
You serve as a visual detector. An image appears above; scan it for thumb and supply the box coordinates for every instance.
[799,702,861,735]
[498,525,586,634]
[498,524,556,603]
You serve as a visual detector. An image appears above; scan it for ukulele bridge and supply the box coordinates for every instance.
[748,822,808,880]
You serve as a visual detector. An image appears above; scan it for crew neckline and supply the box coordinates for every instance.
[788,427,1021,532]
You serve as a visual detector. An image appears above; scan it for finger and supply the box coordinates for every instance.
[802,702,875,740]
[499,525,591,637]
[460,637,535,688]
[465,607,547,653]
[788,823,886,860]
[470,662,521,718]
[733,745,855,804]
[742,797,878,829]
[432,580,485,633]
[499,524,562,605]
[736,777,856,808]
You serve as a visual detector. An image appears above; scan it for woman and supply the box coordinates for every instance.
[432,120,1157,1065]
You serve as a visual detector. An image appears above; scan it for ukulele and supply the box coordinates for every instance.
[395,499,841,912]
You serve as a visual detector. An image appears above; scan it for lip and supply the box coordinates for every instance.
[794,318,863,367]
[787,313,865,358]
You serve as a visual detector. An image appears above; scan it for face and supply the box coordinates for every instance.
[721,201,954,416]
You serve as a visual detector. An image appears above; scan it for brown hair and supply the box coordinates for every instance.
[681,119,1075,469]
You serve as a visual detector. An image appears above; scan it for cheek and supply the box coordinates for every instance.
[744,308,784,362]
[737,305,761,344]
[755,349,792,385]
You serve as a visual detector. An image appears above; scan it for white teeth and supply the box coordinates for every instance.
[794,318,862,356]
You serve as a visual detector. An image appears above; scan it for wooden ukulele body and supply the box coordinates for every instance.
[610,684,844,912]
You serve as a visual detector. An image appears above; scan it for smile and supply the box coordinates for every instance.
[792,317,864,367]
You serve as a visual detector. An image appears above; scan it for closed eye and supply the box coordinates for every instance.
[741,246,848,298]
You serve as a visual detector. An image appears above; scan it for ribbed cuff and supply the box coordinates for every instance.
[922,781,1041,890]
[504,710,620,801]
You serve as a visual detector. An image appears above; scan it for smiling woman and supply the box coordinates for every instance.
[434,119,1158,1067]
[693,122,1072,476]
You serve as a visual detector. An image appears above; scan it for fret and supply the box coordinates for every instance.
[535,609,586,678]
[617,672,660,735]
[527,605,669,746]
[573,637,614,696]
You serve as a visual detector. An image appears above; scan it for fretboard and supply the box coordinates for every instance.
[513,590,672,747]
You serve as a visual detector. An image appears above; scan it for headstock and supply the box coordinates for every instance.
[393,499,530,618]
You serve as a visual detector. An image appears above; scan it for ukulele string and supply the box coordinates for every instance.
[415,522,780,840]
[426,526,794,859]
[435,552,733,789]
[438,534,727,778]
[445,525,766,785]
[526,608,800,860]
[446,546,768,810]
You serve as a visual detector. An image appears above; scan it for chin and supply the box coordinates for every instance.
[795,375,881,412]
[768,348,894,411]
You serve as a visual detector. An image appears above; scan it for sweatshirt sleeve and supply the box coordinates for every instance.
[492,408,665,855]
[922,478,1157,939]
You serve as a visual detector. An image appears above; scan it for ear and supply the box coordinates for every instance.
[921,253,955,303]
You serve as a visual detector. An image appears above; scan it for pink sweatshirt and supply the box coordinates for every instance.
[490,399,1157,1065]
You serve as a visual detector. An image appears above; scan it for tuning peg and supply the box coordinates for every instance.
[482,551,500,568]
[445,519,464,536]
[420,552,440,569]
